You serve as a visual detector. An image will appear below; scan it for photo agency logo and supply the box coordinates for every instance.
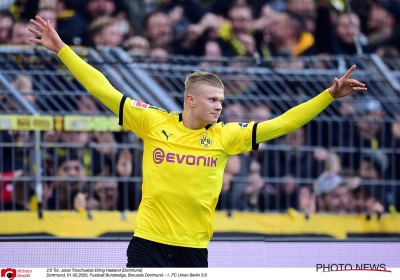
[1,268,16,280]
[316,263,392,273]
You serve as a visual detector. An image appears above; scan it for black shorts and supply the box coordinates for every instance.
[126,236,208,267]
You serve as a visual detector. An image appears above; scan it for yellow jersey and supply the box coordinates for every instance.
[122,102,256,247]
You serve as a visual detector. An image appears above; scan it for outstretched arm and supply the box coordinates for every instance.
[256,65,367,143]
[28,15,122,115]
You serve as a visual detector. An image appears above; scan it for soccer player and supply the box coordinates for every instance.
[28,15,367,267]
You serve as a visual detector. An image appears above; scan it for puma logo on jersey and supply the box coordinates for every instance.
[161,130,172,141]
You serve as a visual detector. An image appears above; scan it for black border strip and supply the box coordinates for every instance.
[252,122,259,150]
[118,96,127,126]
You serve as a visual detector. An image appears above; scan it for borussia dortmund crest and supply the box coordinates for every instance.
[199,135,212,148]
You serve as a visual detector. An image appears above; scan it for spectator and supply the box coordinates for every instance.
[148,46,169,64]
[270,11,314,56]
[267,126,321,180]
[269,174,299,211]
[76,96,100,114]
[51,95,116,176]
[37,5,57,31]
[43,130,117,177]
[334,12,369,55]
[314,171,351,213]
[356,151,398,212]
[86,0,116,20]
[0,11,14,44]
[93,176,118,210]
[220,101,245,123]
[87,16,123,47]
[150,46,169,57]
[199,12,225,41]
[286,0,316,33]
[375,45,400,59]
[139,46,171,92]
[246,103,273,156]
[116,148,142,211]
[0,130,29,172]
[352,184,384,215]
[47,154,88,210]
[156,0,225,55]
[163,4,191,43]
[200,40,222,67]
[322,150,342,174]
[122,0,148,37]
[298,184,316,214]
[254,4,277,58]
[39,0,57,9]
[367,0,400,50]
[143,11,174,52]
[358,151,389,182]
[8,0,39,21]
[41,172,56,210]
[84,0,132,45]
[123,35,150,55]
[222,61,260,96]
[349,152,386,214]
[11,74,36,104]
[308,7,371,55]
[0,74,35,112]
[176,21,209,56]
[0,170,23,210]
[353,98,391,148]
[239,160,271,211]
[338,95,356,117]
[349,0,370,32]
[56,0,87,45]
[247,104,272,123]
[217,4,256,56]
[8,20,33,45]
[154,2,221,55]
[303,0,336,55]
[3,176,32,211]
[340,98,392,170]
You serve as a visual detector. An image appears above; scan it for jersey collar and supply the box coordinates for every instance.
[178,113,213,130]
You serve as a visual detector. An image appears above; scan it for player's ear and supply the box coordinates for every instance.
[187,93,195,107]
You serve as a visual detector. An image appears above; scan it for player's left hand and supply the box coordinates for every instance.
[328,65,367,98]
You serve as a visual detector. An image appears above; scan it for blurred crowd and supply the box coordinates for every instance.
[1,0,400,58]
[0,0,400,215]
[217,100,400,216]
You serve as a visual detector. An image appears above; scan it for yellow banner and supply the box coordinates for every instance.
[63,116,121,131]
[0,115,53,130]
[1,211,399,238]
[0,115,122,131]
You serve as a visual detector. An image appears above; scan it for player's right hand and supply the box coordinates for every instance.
[28,15,65,53]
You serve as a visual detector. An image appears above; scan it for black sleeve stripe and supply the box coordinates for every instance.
[118,95,127,126]
[252,122,259,151]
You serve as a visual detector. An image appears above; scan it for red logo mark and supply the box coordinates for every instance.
[1,268,16,280]
[132,100,149,109]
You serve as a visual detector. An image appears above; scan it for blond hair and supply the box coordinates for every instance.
[184,70,224,99]
[88,16,116,37]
